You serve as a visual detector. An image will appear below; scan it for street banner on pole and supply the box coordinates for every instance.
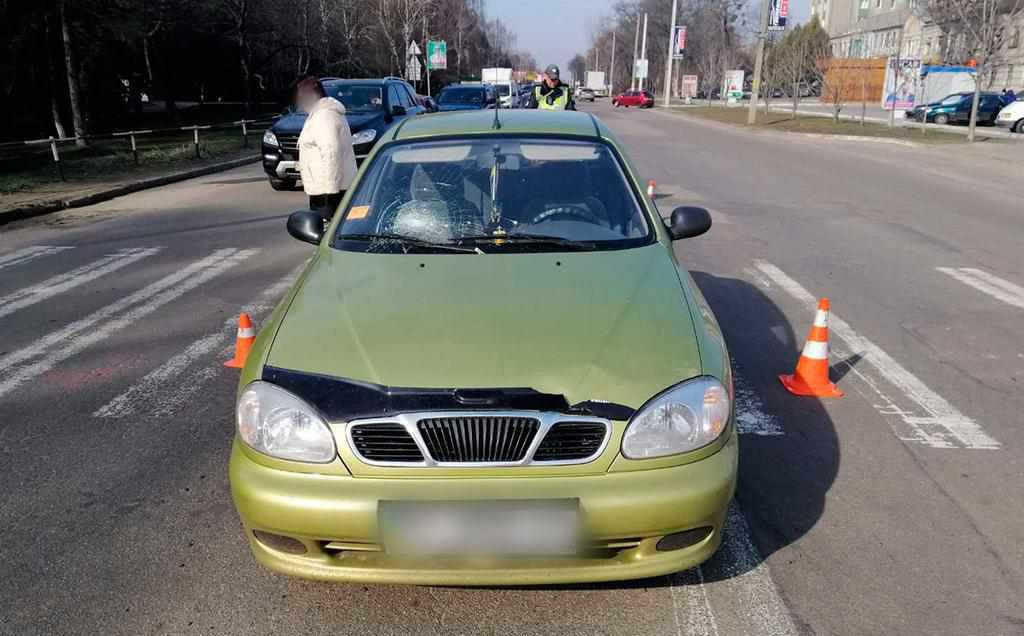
[673,26,687,57]
[768,0,788,31]
[882,57,921,110]
[427,40,447,70]
[635,59,649,80]
[681,74,698,99]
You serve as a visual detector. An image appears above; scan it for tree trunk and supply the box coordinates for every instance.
[44,12,68,138]
[58,0,86,147]
[791,78,799,119]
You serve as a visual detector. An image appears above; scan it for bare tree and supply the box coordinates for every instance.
[58,0,86,146]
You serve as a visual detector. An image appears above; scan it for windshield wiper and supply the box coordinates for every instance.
[460,234,596,250]
[338,233,482,254]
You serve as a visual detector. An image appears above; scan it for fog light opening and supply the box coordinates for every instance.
[253,529,307,555]
[656,526,713,552]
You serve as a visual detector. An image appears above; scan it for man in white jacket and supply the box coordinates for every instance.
[295,78,358,222]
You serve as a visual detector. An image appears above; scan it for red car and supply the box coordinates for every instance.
[613,89,655,108]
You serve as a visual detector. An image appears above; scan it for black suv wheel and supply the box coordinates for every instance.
[269,177,297,191]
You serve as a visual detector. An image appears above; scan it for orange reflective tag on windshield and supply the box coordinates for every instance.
[348,205,370,220]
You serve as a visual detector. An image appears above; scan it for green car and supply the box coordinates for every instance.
[229,110,737,585]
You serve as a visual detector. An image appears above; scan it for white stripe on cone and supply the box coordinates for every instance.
[813,310,829,327]
[801,339,829,360]
[237,327,256,338]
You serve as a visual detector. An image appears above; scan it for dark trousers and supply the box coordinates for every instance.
[309,192,344,222]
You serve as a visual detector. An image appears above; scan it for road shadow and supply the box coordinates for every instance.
[689,271,840,585]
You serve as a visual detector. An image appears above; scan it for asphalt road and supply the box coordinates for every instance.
[1,104,1022,635]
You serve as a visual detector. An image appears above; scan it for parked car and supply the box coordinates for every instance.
[612,89,654,108]
[261,77,425,191]
[435,84,497,112]
[995,99,1024,132]
[905,91,1004,125]
[517,83,537,107]
[577,87,597,102]
[231,110,736,586]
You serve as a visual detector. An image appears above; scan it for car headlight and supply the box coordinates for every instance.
[262,130,279,147]
[351,128,377,145]
[621,377,730,459]
[236,381,336,463]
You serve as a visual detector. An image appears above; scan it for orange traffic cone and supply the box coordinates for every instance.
[224,313,256,369]
[647,180,656,199]
[779,298,844,398]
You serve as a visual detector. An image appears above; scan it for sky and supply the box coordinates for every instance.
[486,0,810,73]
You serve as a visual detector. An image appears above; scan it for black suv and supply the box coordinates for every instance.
[261,77,426,190]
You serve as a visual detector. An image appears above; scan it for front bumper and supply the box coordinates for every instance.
[229,432,737,585]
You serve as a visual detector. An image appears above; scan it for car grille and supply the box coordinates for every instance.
[534,422,608,461]
[276,133,300,153]
[350,423,424,463]
[347,412,610,466]
[417,416,540,462]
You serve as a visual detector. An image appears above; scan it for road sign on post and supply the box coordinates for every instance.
[406,40,423,83]
[427,40,447,70]
[635,59,649,80]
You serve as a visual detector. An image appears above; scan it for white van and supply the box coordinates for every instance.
[995,99,1024,132]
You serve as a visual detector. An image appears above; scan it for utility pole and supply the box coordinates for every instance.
[747,0,772,124]
[888,28,904,128]
[663,0,679,107]
[632,11,641,89]
[610,30,617,96]
[639,12,649,91]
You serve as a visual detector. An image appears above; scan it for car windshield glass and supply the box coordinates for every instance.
[941,95,963,105]
[438,88,484,104]
[497,85,511,97]
[333,138,651,253]
[327,84,384,112]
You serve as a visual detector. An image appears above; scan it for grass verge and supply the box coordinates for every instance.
[667,105,964,144]
[0,128,261,196]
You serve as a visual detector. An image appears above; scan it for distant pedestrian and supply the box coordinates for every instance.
[1003,89,1017,104]
[294,77,357,222]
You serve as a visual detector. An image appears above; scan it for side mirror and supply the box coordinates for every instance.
[665,206,712,241]
[391,105,407,116]
[287,210,324,245]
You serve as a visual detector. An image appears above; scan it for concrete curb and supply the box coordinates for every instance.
[0,155,259,227]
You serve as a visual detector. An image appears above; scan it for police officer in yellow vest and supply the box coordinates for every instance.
[526,64,576,111]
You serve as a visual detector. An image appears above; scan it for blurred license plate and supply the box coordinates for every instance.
[380,499,582,557]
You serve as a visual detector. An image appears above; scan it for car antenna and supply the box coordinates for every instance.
[492,103,502,130]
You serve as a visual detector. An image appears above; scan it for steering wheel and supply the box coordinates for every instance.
[529,204,602,226]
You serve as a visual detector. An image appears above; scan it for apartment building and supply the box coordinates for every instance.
[812,0,1023,90]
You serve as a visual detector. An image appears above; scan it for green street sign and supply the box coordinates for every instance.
[427,40,447,71]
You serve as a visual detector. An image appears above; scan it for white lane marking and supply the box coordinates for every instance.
[669,566,720,636]
[0,248,161,319]
[94,268,300,418]
[734,371,784,436]
[0,246,74,270]
[706,503,799,636]
[670,502,796,636]
[937,267,1024,310]
[0,249,258,400]
[755,260,1000,450]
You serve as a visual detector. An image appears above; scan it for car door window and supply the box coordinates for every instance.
[388,85,404,113]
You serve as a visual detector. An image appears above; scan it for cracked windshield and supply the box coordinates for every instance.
[335,139,649,252]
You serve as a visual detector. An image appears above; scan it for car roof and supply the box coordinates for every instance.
[391,110,603,141]
[322,78,405,86]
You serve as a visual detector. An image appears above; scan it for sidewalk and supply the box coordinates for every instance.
[1,152,259,226]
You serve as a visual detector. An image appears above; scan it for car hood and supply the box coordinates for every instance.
[437,103,485,111]
[273,110,384,134]
[267,243,702,411]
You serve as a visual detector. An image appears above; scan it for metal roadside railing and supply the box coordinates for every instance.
[0,115,279,182]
